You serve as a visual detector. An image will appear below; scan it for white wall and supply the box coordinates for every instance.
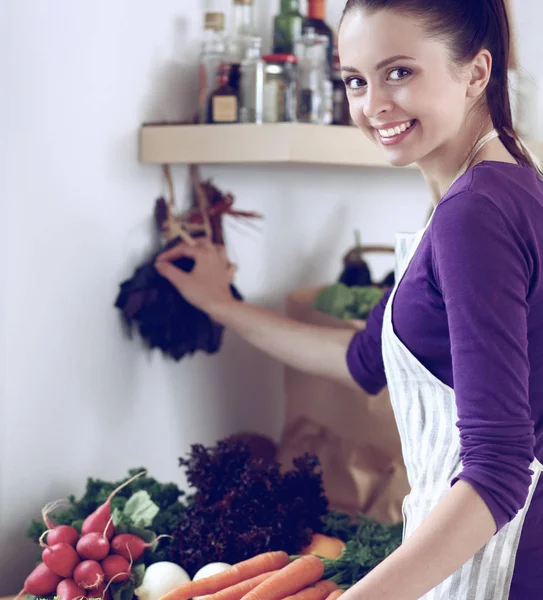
[1,0,540,592]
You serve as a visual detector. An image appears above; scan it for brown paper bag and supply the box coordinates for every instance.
[278,287,409,524]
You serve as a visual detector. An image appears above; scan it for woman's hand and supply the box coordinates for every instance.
[154,238,238,316]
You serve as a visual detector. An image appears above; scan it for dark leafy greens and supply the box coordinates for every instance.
[169,439,329,576]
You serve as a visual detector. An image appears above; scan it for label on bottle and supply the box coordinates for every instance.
[212,96,238,122]
[264,81,280,122]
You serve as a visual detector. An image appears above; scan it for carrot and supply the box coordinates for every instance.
[324,591,344,600]
[240,555,325,600]
[159,551,290,600]
[283,580,339,600]
[207,570,279,600]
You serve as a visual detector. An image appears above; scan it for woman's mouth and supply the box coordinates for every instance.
[375,119,417,146]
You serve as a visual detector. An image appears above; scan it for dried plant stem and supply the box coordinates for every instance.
[161,164,196,247]
[190,164,213,239]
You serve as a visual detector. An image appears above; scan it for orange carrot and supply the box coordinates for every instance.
[283,579,339,600]
[324,591,344,600]
[159,551,290,600]
[240,555,325,600]
[207,570,280,600]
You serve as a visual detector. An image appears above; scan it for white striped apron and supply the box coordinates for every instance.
[381,132,543,599]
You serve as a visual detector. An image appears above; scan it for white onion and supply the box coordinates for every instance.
[193,562,232,600]
[135,562,191,600]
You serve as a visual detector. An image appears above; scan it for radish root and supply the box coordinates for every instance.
[151,533,173,546]
[106,470,147,503]
[102,569,133,596]
[38,528,53,549]
[103,515,114,538]
[41,498,69,529]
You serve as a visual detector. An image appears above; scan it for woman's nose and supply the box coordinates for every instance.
[363,84,393,119]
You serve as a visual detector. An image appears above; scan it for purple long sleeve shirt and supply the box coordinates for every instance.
[347,160,543,595]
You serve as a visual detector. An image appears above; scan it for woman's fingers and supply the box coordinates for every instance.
[156,238,215,263]
[156,242,198,263]
[154,260,188,289]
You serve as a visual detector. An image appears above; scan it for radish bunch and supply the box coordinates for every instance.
[17,471,169,600]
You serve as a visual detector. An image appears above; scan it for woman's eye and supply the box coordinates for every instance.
[344,77,366,90]
[388,67,411,81]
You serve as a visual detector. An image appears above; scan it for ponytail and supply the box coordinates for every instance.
[485,0,543,176]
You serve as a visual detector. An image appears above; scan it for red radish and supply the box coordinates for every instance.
[74,560,105,590]
[81,470,146,540]
[101,554,131,583]
[15,562,62,596]
[39,529,80,577]
[57,579,86,600]
[111,533,172,561]
[48,524,80,547]
[42,542,80,578]
[77,532,111,560]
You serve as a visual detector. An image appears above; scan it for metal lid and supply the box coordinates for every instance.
[204,12,225,30]
[263,53,298,64]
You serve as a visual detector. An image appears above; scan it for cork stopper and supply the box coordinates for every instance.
[204,12,225,31]
[234,0,253,5]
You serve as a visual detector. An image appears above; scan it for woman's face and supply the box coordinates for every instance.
[338,9,472,167]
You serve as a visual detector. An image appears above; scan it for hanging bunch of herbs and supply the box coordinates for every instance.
[114,165,261,361]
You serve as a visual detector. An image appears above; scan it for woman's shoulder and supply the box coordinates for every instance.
[437,160,543,230]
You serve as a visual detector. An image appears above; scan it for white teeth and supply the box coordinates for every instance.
[378,120,414,138]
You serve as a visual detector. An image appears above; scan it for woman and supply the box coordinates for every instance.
[156,1,543,597]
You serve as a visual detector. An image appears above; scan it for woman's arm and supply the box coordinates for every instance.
[342,480,496,600]
[210,299,357,386]
[155,239,389,390]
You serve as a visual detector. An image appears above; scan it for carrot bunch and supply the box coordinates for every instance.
[159,551,348,600]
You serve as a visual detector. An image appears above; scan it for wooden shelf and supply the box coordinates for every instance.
[139,123,413,168]
[139,122,543,169]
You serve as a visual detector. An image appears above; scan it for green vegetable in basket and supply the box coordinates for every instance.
[313,284,384,321]
[313,283,353,319]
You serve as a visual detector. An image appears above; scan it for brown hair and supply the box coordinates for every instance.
[341,0,541,173]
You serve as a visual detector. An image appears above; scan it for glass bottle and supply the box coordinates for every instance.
[296,28,331,125]
[240,37,265,124]
[273,0,304,55]
[198,12,227,124]
[228,0,258,64]
[303,0,334,74]
[332,42,350,125]
[208,63,240,124]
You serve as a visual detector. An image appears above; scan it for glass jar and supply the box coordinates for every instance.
[262,53,298,123]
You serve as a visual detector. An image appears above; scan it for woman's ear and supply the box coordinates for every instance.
[466,49,492,98]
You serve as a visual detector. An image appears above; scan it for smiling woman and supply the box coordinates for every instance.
[333,1,543,600]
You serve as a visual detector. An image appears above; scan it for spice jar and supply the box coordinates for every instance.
[262,53,298,122]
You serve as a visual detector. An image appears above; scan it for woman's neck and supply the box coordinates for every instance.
[416,114,517,205]
[417,117,492,205]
